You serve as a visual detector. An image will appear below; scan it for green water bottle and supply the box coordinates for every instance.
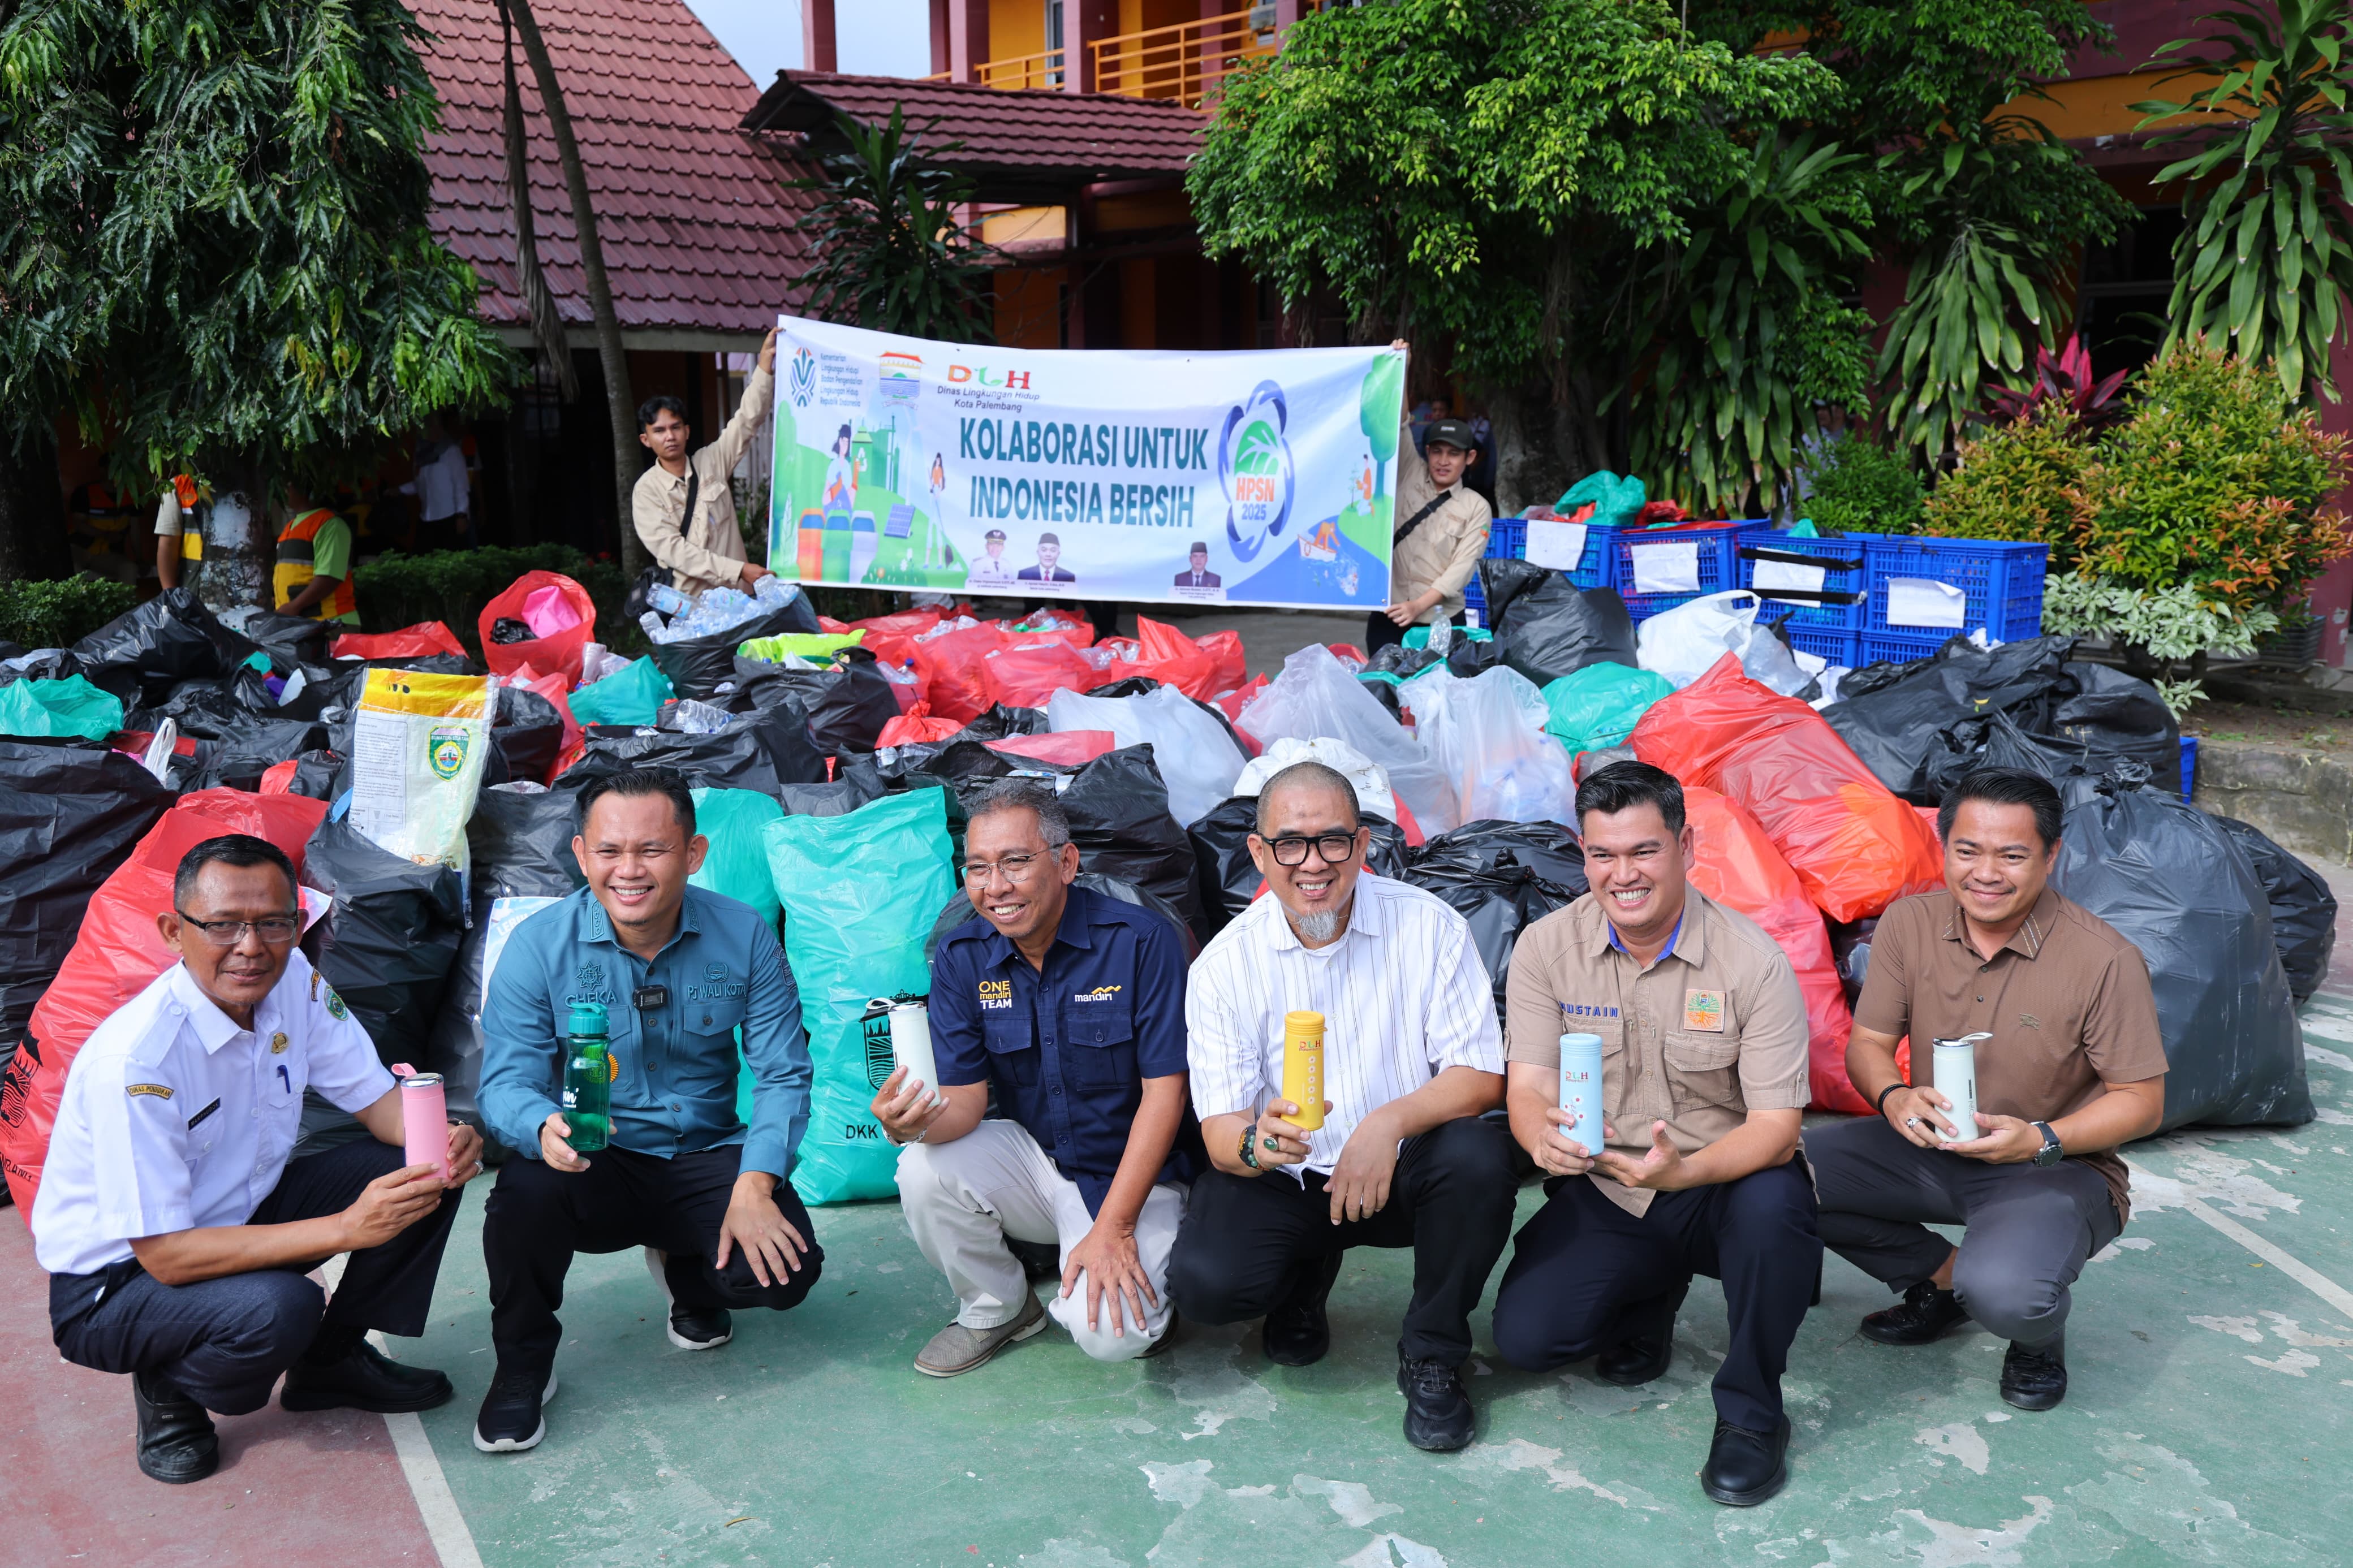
[559,1001,611,1154]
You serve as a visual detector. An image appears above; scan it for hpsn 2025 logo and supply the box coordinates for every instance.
[1218,381,1295,561]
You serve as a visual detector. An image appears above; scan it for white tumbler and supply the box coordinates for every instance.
[1931,1031,1992,1143]
[889,1000,945,1108]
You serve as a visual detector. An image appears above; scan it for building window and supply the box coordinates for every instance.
[2076,205,2183,379]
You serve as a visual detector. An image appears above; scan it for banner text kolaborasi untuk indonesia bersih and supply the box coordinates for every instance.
[962,416,1212,529]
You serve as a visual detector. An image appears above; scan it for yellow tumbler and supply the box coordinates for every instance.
[1282,1010,1326,1131]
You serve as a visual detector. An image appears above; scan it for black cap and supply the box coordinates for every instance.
[984,528,1006,540]
[1425,418,1477,451]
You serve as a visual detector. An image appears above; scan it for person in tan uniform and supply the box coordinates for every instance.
[1375,342,1490,654]
[1490,761,1818,1508]
[632,327,779,598]
[1805,767,2165,1415]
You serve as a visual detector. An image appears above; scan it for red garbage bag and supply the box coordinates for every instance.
[876,713,966,748]
[1132,617,1217,699]
[1198,628,1247,697]
[988,731,1117,767]
[1214,674,1269,727]
[332,622,467,661]
[981,639,1101,711]
[1,789,330,1211]
[1003,610,1095,649]
[509,663,585,783]
[1630,655,1942,923]
[1683,785,1864,1114]
[851,607,944,668]
[479,571,597,686]
[911,621,1011,724]
[260,759,298,794]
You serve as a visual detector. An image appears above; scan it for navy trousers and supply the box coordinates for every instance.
[1490,1162,1820,1432]
[49,1139,463,1415]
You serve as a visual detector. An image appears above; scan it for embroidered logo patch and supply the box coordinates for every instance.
[126,1083,175,1100]
[2017,1012,2041,1030]
[977,978,1012,1012]
[1556,1003,1621,1020]
[1073,984,1122,1003]
[1682,990,1727,1033]
[323,987,348,1021]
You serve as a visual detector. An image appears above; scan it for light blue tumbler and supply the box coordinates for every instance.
[1557,1032,1605,1154]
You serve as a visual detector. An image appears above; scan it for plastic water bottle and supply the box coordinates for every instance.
[647,582,691,617]
[639,610,671,645]
[559,1001,611,1153]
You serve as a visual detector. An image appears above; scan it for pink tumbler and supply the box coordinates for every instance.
[392,1064,449,1181]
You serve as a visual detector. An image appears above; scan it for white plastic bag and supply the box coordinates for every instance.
[1232,736,1396,823]
[1398,666,1576,827]
[1635,590,1811,694]
[1045,684,1246,828]
[1237,644,1459,835]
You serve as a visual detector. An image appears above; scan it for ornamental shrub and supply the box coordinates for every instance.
[1918,411,2097,568]
[0,576,139,651]
[1804,437,1923,534]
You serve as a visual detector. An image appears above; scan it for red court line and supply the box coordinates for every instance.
[0,1216,442,1567]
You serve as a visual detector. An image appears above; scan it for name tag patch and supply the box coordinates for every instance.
[1683,990,1726,1033]
[126,1083,174,1100]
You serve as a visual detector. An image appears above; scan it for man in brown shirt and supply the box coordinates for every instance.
[1492,762,1818,1508]
[1805,767,2166,1415]
[1375,344,1491,653]
[632,327,778,598]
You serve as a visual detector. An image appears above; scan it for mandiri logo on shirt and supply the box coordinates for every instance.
[1072,984,1122,1004]
[977,979,1013,1011]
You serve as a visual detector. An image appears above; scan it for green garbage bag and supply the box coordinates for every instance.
[688,788,783,1125]
[764,788,955,1204]
[566,656,674,728]
[0,674,124,740]
[1402,624,1493,650]
[1540,662,1674,759]
[1556,470,1647,529]
[739,630,866,663]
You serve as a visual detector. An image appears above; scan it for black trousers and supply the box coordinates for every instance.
[1364,609,1464,656]
[1805,1115,2118,1349]
[49,1139,463,1415]
[483,1144,824,1373]
[1166,1116,1515,1364]
[1490,1163,1819,1432]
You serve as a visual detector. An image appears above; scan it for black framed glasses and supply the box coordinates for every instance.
[175,911,300,946]
[1260,833,1359,868]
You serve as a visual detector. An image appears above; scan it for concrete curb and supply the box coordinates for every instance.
[2195,740,2353,865]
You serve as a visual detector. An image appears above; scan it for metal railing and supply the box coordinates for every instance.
[1089,8,1276,107]
[977,45,1065,91]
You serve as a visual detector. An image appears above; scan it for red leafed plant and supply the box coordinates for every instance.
[1981,335,2130,431]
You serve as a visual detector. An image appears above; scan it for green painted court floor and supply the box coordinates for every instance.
[393,1005,2353,1568]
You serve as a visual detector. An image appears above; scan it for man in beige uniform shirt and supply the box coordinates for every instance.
[1374,342,1491,654]
[1805,767,2165,1415]
[1491,761,1818,1507]
[632,327,779,598]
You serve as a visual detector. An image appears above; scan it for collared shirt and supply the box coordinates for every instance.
[1391,413,1493,624]
[1506,889,1809,1217]
[631,364,775,598]
[1187,874,1503,1181]
[399,441,471,522]
[31,953,394,1277]
[479,885,811,1178]
[1856,887,2166,1220]
[931,884,1199,1216]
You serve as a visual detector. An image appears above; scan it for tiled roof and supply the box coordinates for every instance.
[410,0,815,338]
[744,72,1206,202]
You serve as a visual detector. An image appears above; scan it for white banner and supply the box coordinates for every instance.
[766,317,1404,611]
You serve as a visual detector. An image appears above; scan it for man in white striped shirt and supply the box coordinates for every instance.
[1169,762,1514,1453]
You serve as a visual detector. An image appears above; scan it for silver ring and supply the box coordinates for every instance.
[1904,1117,1920,1128]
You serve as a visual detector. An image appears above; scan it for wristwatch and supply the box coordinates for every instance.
[2031,1121,2063,1168]
[1238,1123,1261,1171]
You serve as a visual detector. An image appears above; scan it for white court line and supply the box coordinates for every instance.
[2124,1159,2353,1319]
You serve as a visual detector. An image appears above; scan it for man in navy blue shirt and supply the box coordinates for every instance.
[873,779,1198,1375]
[472,768,819,1452]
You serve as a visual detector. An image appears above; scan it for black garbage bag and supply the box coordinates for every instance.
[299,817,467,1072]
[1445,634,1503,677]
[562,694,828,797]
[1403,819,1589,1021]
[1479,559,1638,686]
[778,762,889,818]
[926,871,1199,964]
[0,741,175,1076]
[731,647,899,755]
[489,617,535,646]
[2210,816,2337,1005]
[275,749,346,802]
[1359,677,1404,720]
[240,612,335,672]
[0,649,87,684]
[1826,915,1880,1009]
[70,588,261,707]
[650,597,824,701]
[1186,795,1409,938]
[1367,643,1441,679]
[2052,767,2309,1130]
[2053,663,2179,782]
[191,719,332,791]
[1826,636,2080,800]
[1923,710,2138,804]
[487,683,566,787]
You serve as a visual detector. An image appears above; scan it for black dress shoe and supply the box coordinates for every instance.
[1859,1281,1971,1346]
[1597,1282,1688,1386]
[2000,1336,2068,1410]
[1700,1415,1790,1506]
[133,1371,219,1485]
[281,1338,455,1413]
[1395,1350,1475,1452]
[1262,1252,1344,1367]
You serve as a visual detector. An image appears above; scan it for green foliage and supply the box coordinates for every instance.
[1805,437,1924,533]
[361,546,638,658]
[2135,0,2353,403]
[794,110,997,343]
[1919,412,2096,563]
[0,0,515,493]
[2041,574,2279,659]
[0,574,138,651]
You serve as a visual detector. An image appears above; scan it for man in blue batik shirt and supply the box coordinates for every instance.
[872,779,1199,1376]
[473,768,817,1453]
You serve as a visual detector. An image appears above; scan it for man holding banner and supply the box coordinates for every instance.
[1371,340,1492,654]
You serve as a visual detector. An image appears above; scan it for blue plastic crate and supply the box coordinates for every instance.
[1782,625,1861,667]
[1613,523,1746,621]
[2179,734,2198,802]
[1856,631,1953,666]
[1738,529,1872,633]
[1483,513,1617,589]
[1864,537,2048,643]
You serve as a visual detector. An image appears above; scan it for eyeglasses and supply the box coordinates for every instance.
[175,912,300,946]
[1259,833,1359,867]
[962,848,1062,885]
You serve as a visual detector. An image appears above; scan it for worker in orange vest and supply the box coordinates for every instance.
[274,483,361,625]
